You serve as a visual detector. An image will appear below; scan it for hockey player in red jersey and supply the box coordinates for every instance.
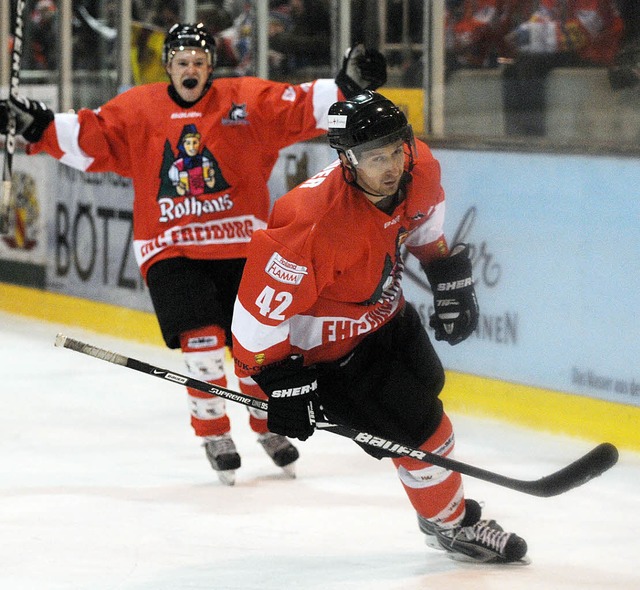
[0,23,387,485]
[231,91,528,563]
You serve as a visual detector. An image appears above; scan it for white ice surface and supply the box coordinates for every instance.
[1,311,638,590]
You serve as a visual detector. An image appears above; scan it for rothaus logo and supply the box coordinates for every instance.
[265,252,308,285]
[270,380,318,398]
[158,193,233,222]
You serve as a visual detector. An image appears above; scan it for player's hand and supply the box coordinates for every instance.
[424,244,479,345]
[335,44,387,98]
[0,96,54,142]
[253,355,318,441]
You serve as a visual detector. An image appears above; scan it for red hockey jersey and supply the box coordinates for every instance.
[28,77,340,278]
[232,139,448,377]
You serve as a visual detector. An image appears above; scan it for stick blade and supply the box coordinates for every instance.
[528,442,619,497]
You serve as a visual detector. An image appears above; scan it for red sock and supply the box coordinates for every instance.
[180,326,230,437]
[238,376,270,434]
[392,413,466,528]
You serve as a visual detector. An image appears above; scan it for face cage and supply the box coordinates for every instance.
[343,125,416,169]
[164,45,215,67]
[340,137,417,197]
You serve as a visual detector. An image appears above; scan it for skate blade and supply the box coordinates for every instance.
[423,535,444,551]
[281,462,296,478]
[217,469,236,486]
[447,552,531,566]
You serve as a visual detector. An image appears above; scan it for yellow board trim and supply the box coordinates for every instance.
[2,282,639,450]
[0,282,164,346]
[380,88,424,135]
[442,372,640,451]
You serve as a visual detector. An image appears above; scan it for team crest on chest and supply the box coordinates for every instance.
[222,102,249,125]
[157,123,231,200]
[360,228,406,305]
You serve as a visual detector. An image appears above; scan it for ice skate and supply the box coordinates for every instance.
[258,432,299,477]
[418,499,529,564]
[203,433,241,486]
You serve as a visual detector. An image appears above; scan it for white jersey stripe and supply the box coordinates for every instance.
[311,79,340,130]
[54,113,95,171]
[404,200,446,248]
[232,298,291,353]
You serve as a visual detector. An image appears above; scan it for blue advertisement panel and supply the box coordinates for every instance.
[402,150,640,407]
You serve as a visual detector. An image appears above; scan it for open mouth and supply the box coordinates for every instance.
[183,78,198,89]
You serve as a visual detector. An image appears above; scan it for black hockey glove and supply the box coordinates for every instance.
[424,243,479,346]
[335,44,387,98]
[253,355,319,441]
[0,97,54,143]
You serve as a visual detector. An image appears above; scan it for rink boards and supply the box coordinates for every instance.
[1,144,639,451]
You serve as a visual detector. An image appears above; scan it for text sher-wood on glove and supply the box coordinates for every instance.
[335,43,387,98]
[0,97,54,143]
[252,355,319,441]
[424,243,479,345]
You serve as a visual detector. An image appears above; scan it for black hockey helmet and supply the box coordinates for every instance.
[327,90,415,168]
[162,23,217,67]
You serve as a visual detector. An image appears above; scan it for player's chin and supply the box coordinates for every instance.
[380,180,400,195]
[177,84,204,101]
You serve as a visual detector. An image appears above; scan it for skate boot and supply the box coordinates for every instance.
[258,432,299,477]
[203,433,241,486]
[418,499,528,564]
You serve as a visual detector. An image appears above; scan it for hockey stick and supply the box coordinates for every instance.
[54,333,619,497]
[1,0,26,234]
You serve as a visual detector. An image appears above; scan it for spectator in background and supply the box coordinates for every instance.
[500,0,624,136]
[402,0,501,87]
[608,0,640,89]
[445,0,501,78]
[615,0,639,42]
[131,0,182,84]
[197,2,235,69]
[216,1,293,76]
[26,0,58,70]
[269,0,331,78]
[73,0,119,70]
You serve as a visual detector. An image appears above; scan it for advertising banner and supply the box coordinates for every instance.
[45,165,153,312]
[0,154,52,267]
[0,86,58,275]
[411,150,640,407]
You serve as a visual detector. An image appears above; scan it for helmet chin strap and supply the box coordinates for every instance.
[341,165,384,197]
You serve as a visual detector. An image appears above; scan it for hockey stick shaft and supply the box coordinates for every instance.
[54,333,618,497]
[1,0,26,234]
